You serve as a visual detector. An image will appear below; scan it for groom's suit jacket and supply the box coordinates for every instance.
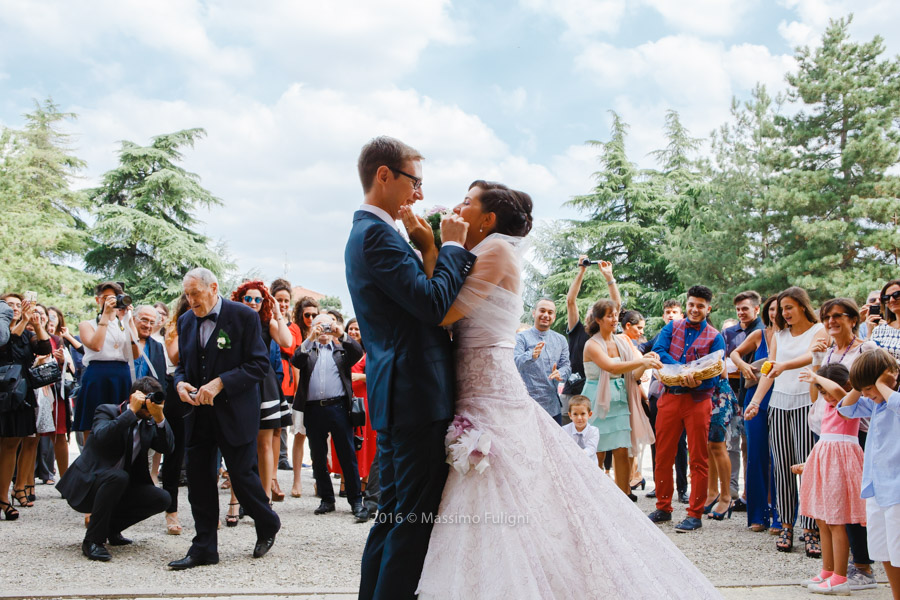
[345,209,475,431]
[173,298,269,446]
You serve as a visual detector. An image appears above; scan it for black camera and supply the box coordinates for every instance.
[115,294,132,309]
[148,391,165,404]
[580,258,599,268]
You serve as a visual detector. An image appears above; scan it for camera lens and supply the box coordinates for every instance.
[148,391,166,404]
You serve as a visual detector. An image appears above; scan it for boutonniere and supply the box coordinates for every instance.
[217,330,232,350]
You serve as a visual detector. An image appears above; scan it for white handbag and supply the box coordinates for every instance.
[34,386,56,434]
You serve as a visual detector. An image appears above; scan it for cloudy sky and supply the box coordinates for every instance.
[1,0,897,312]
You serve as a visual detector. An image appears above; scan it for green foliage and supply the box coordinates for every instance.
[0,99,94,318]
[318,295,343,313]
[83,129,234,304]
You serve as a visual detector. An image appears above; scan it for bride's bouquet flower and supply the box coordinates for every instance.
[424,206,453,249]
[445,414,492,475]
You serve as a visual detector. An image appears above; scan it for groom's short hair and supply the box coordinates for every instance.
[358,136,424,193]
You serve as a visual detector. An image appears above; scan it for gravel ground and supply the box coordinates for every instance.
[0,442,892,598]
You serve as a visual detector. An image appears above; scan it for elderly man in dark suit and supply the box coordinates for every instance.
[170,267,281,570]
[57,376,174,561]
[291,313,365,521]
[345,136,475,599]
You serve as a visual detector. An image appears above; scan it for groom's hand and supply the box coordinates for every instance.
[400,206,435,252]
[440,214,469,246]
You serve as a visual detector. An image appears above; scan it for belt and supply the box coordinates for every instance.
[818,433,860,444]
[306,395,347,407]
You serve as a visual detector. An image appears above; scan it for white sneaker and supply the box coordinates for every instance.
[845,566,877,591]
[808,577,852,595]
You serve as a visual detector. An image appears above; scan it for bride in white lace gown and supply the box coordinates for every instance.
[410,182,721,600]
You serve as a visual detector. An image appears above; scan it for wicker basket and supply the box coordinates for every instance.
[657,350,725,387]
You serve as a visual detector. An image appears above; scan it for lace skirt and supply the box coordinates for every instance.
[416,347,721,600]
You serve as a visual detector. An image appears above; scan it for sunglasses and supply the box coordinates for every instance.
[881,291,900,303]
[823,312,851,322]
[242,296,263,304]
[303,312,316,319]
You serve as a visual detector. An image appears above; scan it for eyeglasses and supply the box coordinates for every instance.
[242,296,263,304]
[823,312,852,322]
[882,291,900,303]
[389,167,422,191]
[303,312,316,320]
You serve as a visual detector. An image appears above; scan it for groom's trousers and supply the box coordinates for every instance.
[359,420,449,600]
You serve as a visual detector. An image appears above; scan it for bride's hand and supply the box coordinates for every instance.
[440,214,469,246]
[400,206,435,252]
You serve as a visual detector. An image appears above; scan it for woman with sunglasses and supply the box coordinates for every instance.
[228,281,292,523]
[870,280,900,361]
[288,296,318,497]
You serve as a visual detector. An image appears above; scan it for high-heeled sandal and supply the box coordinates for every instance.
[804,531,822,558]
[749,523,767,532]
[225,502,239,527]
[165,513,182,535]
[707,500,734,521]
[271,480,285,502]
[775,528,793,552]
[631,478,646,491]
[25,485,36,503]
[0,500,19,521]
[703,495,719,515]
[13,489,32,508]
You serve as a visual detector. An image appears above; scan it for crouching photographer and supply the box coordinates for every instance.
[57,376,174,561]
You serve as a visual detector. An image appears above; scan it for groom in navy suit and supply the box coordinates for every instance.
[346,136,476,600]
[169,267,281,569]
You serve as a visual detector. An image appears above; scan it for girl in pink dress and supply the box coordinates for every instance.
[797,363,866,594]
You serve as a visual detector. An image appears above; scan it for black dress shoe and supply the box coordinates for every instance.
[168,553,218,570]
[352,502,369,523]
[646,488,657,498]
[732,498,747,512]
[277,460,292,471]
[314,500,336,515]
[678,491,690,504]
[82,540,111,562]
[107,532,132,546]
[253,535,276,558]
[628,493,638,502]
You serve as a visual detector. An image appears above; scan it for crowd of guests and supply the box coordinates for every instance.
[2,267,900,596]
[515,264,900,597]
[0,277,378,561]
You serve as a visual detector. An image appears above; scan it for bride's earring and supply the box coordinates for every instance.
[479,225,484,233]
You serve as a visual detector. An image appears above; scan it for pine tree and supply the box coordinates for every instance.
[0,99,94,316]
[767,15,900,302]
[84,129,234,303]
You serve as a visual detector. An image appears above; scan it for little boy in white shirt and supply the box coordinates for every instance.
[562,395,600,458]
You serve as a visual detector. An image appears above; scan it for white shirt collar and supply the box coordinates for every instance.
[359,204,398,229]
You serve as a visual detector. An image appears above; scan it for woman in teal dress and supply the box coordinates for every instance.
[583,299,661,499]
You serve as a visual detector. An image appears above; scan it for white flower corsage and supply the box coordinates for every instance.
[445,415,492,475]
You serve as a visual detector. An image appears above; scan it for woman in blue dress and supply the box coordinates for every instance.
[730,295,781,533]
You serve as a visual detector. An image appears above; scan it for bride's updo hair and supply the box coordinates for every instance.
[469,180,534,238]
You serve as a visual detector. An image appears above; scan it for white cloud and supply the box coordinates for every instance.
[66,83,577,310]
[575,35,794,167]
[642,0,755,36]
[521,0,627,36]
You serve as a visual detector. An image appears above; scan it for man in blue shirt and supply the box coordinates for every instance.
[515,299,571,425]
[648,285,726,533]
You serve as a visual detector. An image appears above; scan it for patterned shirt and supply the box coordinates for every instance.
[871,323,900,361]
